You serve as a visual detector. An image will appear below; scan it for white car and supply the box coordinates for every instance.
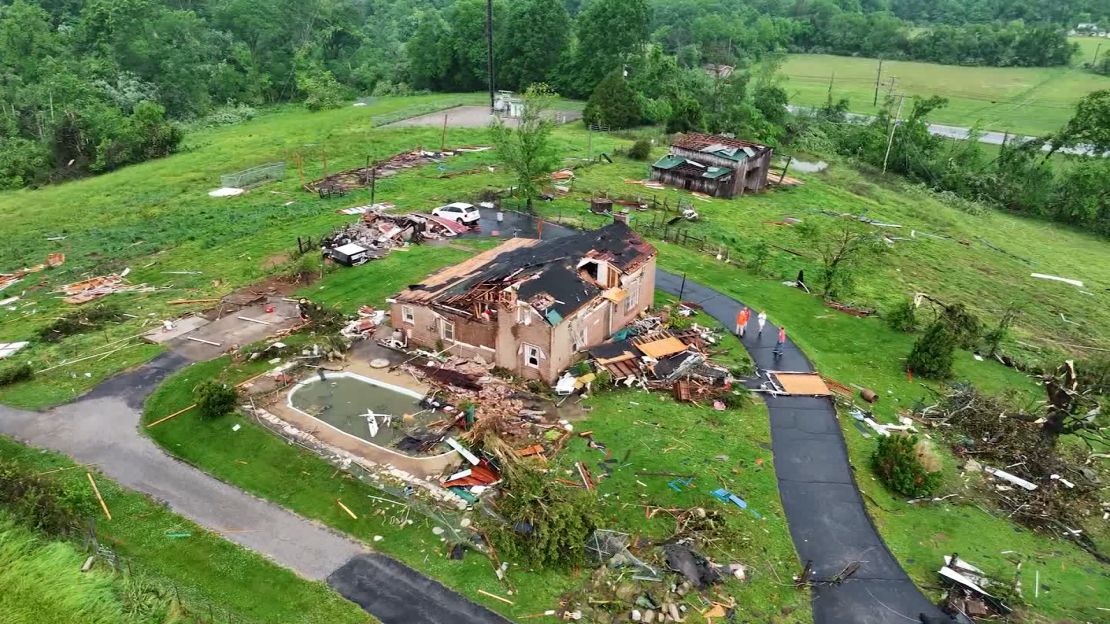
[432,202,480,225]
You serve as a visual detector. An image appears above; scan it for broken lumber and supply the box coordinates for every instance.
[336,499,358,520]
[237,316,272,326]
[168,298,218,305]
[187,336,221,347]
[477,589,514,605]
[146,403,197,428]
[87,473,111,521]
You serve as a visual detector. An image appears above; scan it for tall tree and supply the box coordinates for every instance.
[491,84,560,211]
[571,0,650,96]
[497,0,571,91]
[582,70,641,129]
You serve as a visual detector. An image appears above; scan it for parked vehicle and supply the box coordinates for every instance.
[432,202,480,225]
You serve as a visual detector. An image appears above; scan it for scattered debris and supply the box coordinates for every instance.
[1030,273,1084,288]
[304,147,490,194]
[0,341,29,359]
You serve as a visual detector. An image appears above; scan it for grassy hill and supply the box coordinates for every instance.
[780,53,1110,136]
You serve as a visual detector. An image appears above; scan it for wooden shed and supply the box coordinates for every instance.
[650,133,773,198]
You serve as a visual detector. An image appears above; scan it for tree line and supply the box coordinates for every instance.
[0,0,1088,190]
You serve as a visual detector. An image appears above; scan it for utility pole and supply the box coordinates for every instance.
[486,0,495,111]
[885,76,897,102]
[1094,42,1103,66]
[882,95,906,175]
[873,58,883,106]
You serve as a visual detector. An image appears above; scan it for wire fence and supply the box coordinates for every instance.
[219,162,285,189]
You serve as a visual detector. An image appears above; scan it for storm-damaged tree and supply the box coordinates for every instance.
[1042,358,1108,450]
[490,83,560,211]
[797,219,886,299]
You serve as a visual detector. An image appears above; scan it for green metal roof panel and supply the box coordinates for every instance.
[652,155,685,170]
[702,166,732,179]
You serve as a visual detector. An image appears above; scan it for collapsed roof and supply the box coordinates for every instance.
[670,132,770,162]
[395,222,656,322]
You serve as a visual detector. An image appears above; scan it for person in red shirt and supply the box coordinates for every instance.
[773,326,787,358]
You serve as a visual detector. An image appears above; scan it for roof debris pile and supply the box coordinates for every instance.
[589,321,733,394]
[320,209,470,265]
[304,146,491,195]
[937,554,1011,622]
[1,253,65,292]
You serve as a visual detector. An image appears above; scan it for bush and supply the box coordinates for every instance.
[885,298,918,332]
[906,320,958,379]
[0,459,96,535]
[195,381,238,419]
[0,363,33,387]
[627,139,652,161]
[871,434,942,497]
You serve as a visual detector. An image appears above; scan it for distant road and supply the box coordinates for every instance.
[787,105,1102,156]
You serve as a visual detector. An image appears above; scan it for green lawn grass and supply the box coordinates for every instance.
[1069,36,1106,67]
[533,141,1110,364]
[780,53,1110,136]
[0,436,371,624]
[643,244,1109,623]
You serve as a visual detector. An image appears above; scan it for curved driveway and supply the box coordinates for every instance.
[0,352,508,624]
[657,269,943,623]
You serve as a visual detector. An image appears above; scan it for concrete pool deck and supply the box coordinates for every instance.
[269,369,461,479]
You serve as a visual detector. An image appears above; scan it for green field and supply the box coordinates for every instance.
[780,53,1110,136]
[1070,36,1107,66]
[0,437,370,624]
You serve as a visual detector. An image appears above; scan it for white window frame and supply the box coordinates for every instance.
[624,281,640,313]
[440,319,455,342]
[523,343,542,369]
[401,305,415,325]
[517,305,531,325]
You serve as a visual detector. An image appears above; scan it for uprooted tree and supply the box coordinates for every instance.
[1042,358,1108,449]
[489,459,600,569]
[491,83,560,211]
[906,301,982,379]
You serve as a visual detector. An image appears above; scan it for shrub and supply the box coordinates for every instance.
[195,381,238,420]
[906,319,958,378]
[0,363,33,387]
[627,139,652,161]
[0,459,96,535]
[885,298,918,332]
[871,434,942,497]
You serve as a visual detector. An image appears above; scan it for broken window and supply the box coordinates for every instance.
[523,343,542,368]
[517,305,532,325]
[402,305,415,325]
[441,319,455,342]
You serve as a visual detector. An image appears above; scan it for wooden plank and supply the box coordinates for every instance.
[187,336,221,346]
[87,473,112,521]
[146,403,197,428]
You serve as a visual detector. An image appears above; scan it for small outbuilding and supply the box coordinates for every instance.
[650,133,773,198]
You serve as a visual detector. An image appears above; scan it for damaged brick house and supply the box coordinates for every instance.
[390,221,657,383]
[650,132,773,197]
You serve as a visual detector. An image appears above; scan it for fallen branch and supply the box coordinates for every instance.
[87,473,111,521]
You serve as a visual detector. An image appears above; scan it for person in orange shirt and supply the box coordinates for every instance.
[735,306,750,337]
[773,326,787,358]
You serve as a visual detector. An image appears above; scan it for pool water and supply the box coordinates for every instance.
[288,375,434,448]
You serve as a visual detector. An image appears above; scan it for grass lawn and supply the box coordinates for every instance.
[1069,36,1106,66]
[0,436,371,624]
[532,141,1110,364]
[780,53,1110,135]
[642,244,1109,623]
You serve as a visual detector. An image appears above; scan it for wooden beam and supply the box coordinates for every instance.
[146,403,197,428]
[87,473,111,521]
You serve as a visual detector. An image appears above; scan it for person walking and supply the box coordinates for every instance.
[735,306,750,337]
[756,311,767,337]
[496,208,504,224]
[773,325,787,358]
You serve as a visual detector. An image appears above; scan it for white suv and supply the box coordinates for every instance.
[432,202,481,225]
